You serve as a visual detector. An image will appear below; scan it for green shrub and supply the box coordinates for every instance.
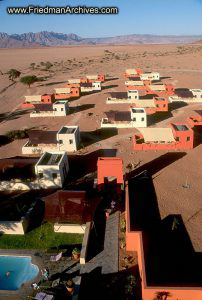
[6,129,28,140]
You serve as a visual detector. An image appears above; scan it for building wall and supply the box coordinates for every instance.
[125,183,202,300]
[54,88,71,94]
[170,124,194,150]
[22,142,58,155]
[130,109,147,127]
[128,90,139,99]
[24,95,41,103]
[35,154,69,188]
[0,220,29,235]
[101,120,139,129]
[140,72,160,81]
[154,98,168,112]
[41,94,55,103]
[53,101,69,116]
[92,82,101,91]
[97,158,123,185]
[57,128,80,152]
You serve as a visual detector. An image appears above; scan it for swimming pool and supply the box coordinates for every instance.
[0,256,39,291]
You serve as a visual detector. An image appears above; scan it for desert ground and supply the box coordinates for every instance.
[0,43,202,253]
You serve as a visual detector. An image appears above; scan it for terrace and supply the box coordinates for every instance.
[37,152,63,166]
[58,126,76,134]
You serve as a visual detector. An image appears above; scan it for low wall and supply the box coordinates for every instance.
[54,223,86,234]
[22,143,58,155]
[0,179,61,191]
[0,219,29,235]
[80,222,91,265]
[125,183,202,300]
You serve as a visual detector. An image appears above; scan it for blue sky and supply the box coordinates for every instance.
[0,0,202,36]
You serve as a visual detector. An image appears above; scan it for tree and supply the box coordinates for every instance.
[7,69,21,81]
[20,75,38,88]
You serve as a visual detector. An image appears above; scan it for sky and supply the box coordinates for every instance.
[0,0,202,37]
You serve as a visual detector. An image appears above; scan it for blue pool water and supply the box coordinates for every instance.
[0,256,39,290]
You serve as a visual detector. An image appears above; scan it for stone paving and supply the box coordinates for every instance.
[80,211,119,275]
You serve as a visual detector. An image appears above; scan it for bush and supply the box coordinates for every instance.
[20,75,38,88]
[6,129,28,140]
[7,69,21,81]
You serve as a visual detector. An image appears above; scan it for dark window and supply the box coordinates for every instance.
[52,173,57,179]
[61,108,64,111]
[133,118,136,122]
[141,118,144,121]
[163,104,166,107]
[39,172,43,178]
[156,104,159,108]
[69,139,73,144]
[54,108,57,111]
[187,136,190,141]
[59,140,63,144]
[176,137,180,142]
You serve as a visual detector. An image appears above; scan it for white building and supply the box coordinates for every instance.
[101,107,147,128]
[190,89,202,98]
[106,90,139,104]
[80,81,101,92]
[140,72,160,81]
[30,100,69,117]
[22,126,80,155]
[35,151,69,188]
[57,126,80,152]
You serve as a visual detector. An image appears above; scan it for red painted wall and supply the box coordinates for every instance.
[125,183,202,300]
[97,157,124,186]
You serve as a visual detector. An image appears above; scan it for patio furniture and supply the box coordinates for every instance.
[51,278,60,288]
[34,292,54,300]
[50,252,62,262]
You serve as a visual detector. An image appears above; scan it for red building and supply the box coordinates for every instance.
[124,68,144,79]
[21,94,55,109]
[97,157,124,192]
[55,87,80,100]
[133,122,194,150]
[187,116,202,128]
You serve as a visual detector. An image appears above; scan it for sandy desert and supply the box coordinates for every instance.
[0,43,202,253]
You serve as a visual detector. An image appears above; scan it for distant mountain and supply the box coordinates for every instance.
[1,31,202,48]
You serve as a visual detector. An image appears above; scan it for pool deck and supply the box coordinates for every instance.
[0,249,44,299]
[0,249,80,300]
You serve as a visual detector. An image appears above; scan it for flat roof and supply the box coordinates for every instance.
[28,130,57,144]
[132,108,145,113]
[37,152,63,166]
[59,127,76,134]
[137,128,175,143]
[173,124,189,131]
[134,99,156,108]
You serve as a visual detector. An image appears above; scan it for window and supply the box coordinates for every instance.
[141,118,144,121]
[176,137,180,142]
[61,108,64,111]
[163,104,166,108]
[52,173,57,179]
[39,172,43,178]
[69,139,73,144]
[133,118,136,122]
[59,140,63,144]
[135,96,138,99]
[187,136,190,141]
[156,104,159,108]
[54,108,57,111]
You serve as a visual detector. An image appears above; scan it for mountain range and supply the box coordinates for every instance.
[1,31,202,48]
